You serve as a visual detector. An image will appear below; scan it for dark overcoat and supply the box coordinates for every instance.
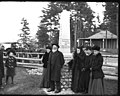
[5,56,17,76]
[42,52,50,68]
[78,53,93,92]
[0,49,4,78]
[91,53,104,79]
[47,51,65,81]
[71,50,86,92]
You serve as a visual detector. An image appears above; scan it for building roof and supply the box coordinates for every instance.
[88,30,117,39]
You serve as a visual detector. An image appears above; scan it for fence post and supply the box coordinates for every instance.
[105,56,107,65]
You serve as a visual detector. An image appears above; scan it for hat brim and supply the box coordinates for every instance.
[52,44,60,48]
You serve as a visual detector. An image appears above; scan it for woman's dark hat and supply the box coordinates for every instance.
[92,45,100,51]
[7,49,16,56]
[52,43,60,48]
[46,46,51,50]
[85,46,92,50]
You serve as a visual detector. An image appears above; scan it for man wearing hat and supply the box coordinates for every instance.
[47,43,65,93]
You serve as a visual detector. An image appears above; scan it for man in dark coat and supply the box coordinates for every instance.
[47,44,65,93]
[0,44,4,89]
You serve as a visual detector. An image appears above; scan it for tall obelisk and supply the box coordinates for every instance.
[59,10,71,55]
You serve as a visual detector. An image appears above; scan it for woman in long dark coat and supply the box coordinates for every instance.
[40,46,51,88]
[71,46,86,93]
[88,45,105,95]
[79,46,93,93]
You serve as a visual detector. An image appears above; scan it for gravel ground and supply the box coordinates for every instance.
[0,67,118,95]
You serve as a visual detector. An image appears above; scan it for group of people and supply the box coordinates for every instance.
[0,44,17,89]
[0,42,105,95]
[40,43,105,95]
[69,45,105,95]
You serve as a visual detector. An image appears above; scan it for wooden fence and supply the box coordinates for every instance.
[3,52,118,75]
[3,52,118,89]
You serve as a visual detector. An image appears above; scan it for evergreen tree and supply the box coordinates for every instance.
[37,2,95,48]
[36,24,49,48]
[103,2,118,35]
[18,18,31,49]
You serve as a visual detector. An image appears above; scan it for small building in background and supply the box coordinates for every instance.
[77,30,117,50]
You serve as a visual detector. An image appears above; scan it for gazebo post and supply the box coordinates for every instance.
[103,39,104,49]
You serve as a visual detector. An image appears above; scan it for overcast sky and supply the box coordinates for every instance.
[0,2,105,43]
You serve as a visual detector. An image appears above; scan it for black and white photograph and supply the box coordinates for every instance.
[0,1,118,95]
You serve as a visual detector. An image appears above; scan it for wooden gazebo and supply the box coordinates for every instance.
[77,30,117,49]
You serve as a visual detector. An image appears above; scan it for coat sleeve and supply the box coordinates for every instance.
[5,58,9,68]
[14,58,17,67]
[92,56,103,70]
[42,53,45,64]
[60,52,65,67]
[67,59,73,69]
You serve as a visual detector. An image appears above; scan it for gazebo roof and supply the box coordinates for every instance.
[88,30,117,39]
[78,30,117,40]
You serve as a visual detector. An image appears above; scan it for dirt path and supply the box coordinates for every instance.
[0,67,46,95]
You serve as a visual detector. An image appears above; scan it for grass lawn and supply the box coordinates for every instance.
[0,67,118,95]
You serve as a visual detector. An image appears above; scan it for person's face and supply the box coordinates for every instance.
[93,50,99,55]
[77,48,81,54]
[46,49,50,53]
[9,52,14,57]
[52,45,58,52]
[85,49,92,55]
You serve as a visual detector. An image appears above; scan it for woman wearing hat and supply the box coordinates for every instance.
[71,46,86,93]
[40,46,51,88]
[88,45,105,95]
[47,43,65,93]
[79,46,93,94]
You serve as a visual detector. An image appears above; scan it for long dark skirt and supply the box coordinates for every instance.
[71,68,81,92]
[88,77,105,95]
[6,67,15,77]
[78,70,90,93]
[40,68,50,88]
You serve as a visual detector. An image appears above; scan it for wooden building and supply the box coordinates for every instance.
[77,30,118,49]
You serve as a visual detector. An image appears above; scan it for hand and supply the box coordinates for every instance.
[81,68,85,71]
[90,68,92,70]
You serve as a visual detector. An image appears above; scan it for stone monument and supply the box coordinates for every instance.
[59,10,71,57]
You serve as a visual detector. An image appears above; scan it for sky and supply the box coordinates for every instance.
[0,1,105,44]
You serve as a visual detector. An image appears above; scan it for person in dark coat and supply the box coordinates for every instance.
[47,44,65,93]
[88,45,105,95]
[0,44,4,89]
[70,46,86,93]
[79,46,93,94]
[5,50,17,84]
[40,46,51,88]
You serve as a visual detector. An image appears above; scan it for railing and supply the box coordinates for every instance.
[3,52,118,89]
